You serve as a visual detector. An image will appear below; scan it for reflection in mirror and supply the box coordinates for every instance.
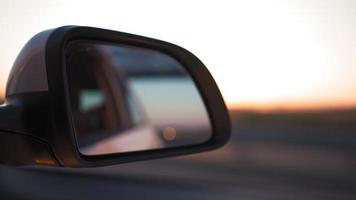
[65,41,212,156]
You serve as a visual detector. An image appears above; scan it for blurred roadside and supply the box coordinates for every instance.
[227,108,356,171]
[2,91,355,197]
[69,107,356,199]
[4,94,354,198]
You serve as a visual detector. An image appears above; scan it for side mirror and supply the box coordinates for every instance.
[0,26,230,167]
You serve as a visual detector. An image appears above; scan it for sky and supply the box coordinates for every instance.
[1,0,356,110]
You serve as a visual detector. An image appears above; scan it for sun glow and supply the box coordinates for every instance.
[1,0,356,110]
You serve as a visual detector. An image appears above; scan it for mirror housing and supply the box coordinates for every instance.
[0,26,230,167]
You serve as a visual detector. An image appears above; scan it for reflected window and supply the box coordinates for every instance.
[66,41,212,156]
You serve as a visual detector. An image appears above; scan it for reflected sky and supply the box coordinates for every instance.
[130,77,210,128]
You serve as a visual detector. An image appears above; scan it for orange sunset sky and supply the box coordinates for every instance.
[1,0,356,110]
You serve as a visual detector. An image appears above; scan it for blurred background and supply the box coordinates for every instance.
[1,0,356,199]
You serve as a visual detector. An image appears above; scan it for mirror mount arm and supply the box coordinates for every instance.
[0,93,59,166]
[0,92,51,140]
[0,99,57,165]
[0,99,24,135]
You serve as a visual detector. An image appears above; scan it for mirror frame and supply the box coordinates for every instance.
[46,26,230,167]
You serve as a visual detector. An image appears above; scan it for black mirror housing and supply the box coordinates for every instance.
[0,26,230,167]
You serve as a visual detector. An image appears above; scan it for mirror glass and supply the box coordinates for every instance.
[65,40,212,156]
